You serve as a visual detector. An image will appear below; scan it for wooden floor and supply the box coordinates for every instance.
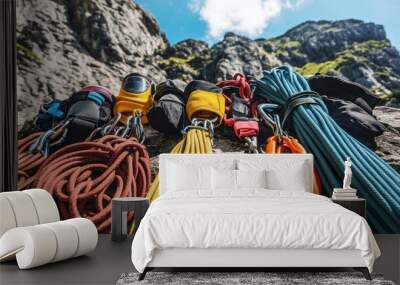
[0,234,398,284]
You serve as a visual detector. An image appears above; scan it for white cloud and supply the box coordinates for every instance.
[189,0,304,39]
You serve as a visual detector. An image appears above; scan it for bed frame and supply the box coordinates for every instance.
[139,248,371,280]
[138,154,372,281]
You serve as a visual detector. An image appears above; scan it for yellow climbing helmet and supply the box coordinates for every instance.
[114,73,155,124]
[184,80,225,126]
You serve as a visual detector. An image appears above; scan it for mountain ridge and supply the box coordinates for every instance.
[161,18,399,96]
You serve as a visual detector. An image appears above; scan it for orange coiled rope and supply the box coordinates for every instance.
[33,135,151,232]
[18,132,45,190]
[17,125,67,190]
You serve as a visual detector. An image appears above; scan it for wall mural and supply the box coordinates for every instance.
[15,0,400,233]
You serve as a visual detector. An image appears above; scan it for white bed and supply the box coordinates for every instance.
[131,154,380,280]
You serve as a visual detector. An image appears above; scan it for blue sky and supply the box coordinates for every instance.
[135,0,400,49]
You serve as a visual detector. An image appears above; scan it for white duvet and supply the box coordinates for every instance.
[131,190,380,272]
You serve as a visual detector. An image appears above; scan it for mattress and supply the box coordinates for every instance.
[131,190,380,272]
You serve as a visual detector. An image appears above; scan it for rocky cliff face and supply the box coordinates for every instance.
[16,1,400,170]
[16,0,168,128]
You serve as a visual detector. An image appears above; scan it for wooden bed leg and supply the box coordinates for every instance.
[354,267,371,280]
[138,268,148,281]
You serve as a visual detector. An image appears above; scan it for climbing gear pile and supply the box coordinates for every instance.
[32,135,151,232]
[17,68,400,235]
[147,80,223,202]
[148,79,188,134]
[255,65,400,233]
[29,85,150,232]
[217,73,259,153]
[114,73,154,125]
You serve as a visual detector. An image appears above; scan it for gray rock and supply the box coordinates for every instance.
[16,0,168,129]
[166,39,209,58]
[374,107,400,172]
[281,19,386,62]
[203,33,276,82]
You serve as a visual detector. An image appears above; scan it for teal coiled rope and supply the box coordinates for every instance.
[255,65,400,233]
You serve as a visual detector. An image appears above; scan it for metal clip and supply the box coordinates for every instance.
[244,136,259,154]
[181,118,215,145]
[124,111,145,143]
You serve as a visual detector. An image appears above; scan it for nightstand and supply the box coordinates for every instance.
[111,197,149,242]
[331,198,366,218]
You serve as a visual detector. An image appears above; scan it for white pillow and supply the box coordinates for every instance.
[236,169,268,189]
[267,166,307,191]
[212,168,237,191]
[167,163,212,191]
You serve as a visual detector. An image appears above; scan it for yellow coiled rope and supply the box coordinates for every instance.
[146,121,213,202]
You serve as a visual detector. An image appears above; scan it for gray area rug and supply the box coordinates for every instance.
[117,272,395,285]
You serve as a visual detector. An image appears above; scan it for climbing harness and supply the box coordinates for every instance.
[147,80,224,202]
[148,80,188,134]
[30,85,115,152]
[217,73,259,153]
[258,103,322,194]
[62,87,115,145]
[17,86,115,190]
[184,80,225,126]
[114,73,155,125]
[255,65,400,233]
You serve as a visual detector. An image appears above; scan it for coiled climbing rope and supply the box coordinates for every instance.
[18,132,46,190]
[146,119,214,202]
[33,135,151,232]
[255,65,400,233]
[17,121,70,190]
